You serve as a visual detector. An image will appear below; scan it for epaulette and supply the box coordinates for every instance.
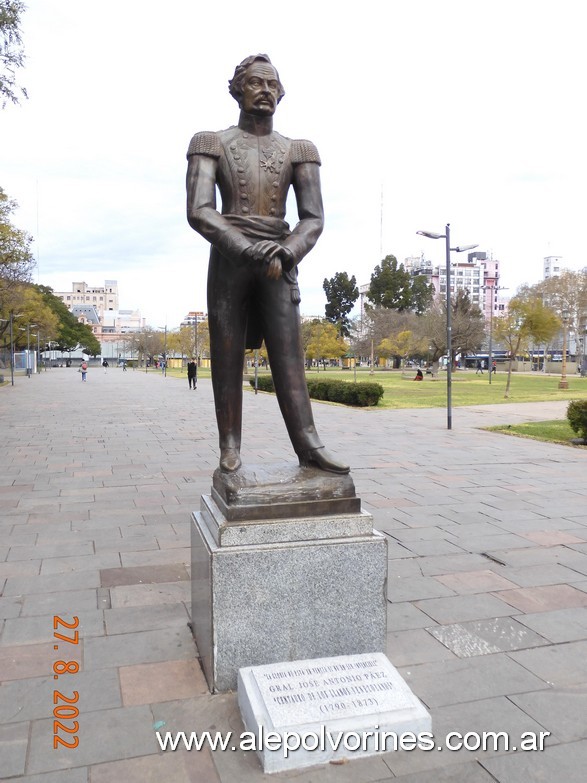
[290,139,321,165]
[186,131,222,159]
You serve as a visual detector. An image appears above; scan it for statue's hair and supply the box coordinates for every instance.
[228,54,285,104]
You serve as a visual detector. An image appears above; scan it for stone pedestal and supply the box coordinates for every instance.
[191,464,387,693]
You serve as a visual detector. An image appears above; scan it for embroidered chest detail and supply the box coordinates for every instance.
[223,133,290,216]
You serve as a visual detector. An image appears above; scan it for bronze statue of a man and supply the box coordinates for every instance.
[186,54,349,476]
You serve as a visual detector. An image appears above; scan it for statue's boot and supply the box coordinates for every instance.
[297,447,349,474]
[219,447,241,472]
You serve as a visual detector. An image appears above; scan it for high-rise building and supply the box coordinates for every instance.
[55,280,119,317]
[543,256,563,279]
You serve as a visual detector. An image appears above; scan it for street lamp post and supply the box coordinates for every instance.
[559,311,569,390]
[417,226,478,430]
[158,326,168,377]
[481,286,507,385]
[20,323,37,377]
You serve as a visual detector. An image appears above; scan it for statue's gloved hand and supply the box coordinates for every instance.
[245,241,294,279]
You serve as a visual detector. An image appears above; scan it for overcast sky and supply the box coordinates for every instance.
[1,0,585,329]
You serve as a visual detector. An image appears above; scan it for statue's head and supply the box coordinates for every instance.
[229,54,285,114]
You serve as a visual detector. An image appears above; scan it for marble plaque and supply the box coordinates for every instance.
[238,652,432,773]
[252,652,415,728]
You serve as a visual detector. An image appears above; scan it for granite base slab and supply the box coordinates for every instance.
[191,513,388,692]
[238,652,432,773]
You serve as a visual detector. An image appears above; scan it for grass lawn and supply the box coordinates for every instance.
[298,368,587,410]
[163,365,587,410]
[487,419,587,448]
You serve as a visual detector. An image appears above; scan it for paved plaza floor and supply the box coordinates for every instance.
[1,367,587,782]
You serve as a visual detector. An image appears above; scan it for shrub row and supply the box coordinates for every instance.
[249,376,384,407]
[567,399,587,441]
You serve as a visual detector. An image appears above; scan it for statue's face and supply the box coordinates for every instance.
[240,62,280,116]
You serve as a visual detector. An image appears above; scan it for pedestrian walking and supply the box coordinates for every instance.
[187,357,198,390]
[79,360,88,382]
[102,359,109,373]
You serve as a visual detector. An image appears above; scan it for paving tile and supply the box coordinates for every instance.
[0,668,121,723]
[27,704,157,774]
[0,560,42,578]
[109,581,191,608]
[387,577,456,603]
[429,617,549,657]
[105,603,190,635]
[510,687,587,743]
[415,593,517,624]
[120,548,191,567]
[1,610,104,646]
[390,763,497,782]
[0,640,82,681]
[0,595,23,619]
[89,751,216,783]
[3,570,102,597]
[0,720,29,777]
[7,541,94,561]
[8,770,88,783]
[84,626,196,670]
[418,553,494,576]
[521,530,586,546]
[398,539,466,557]
[496,584,587,613]
[39,553,122,575]
[502,563,585,587]
[387,628,457,666]
[400,653,547,708]
[434,569,519,594]
[509,640,587,688]
[386,601,440,631]
[21,588,99,617]
[516,607,587,643]
[120,659,208,705]
[480,738,587,783]
[100,562,190,587]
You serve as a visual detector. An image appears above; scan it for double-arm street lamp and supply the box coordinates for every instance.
[481,285,507,385]
[417,225,478,430]
[559,310,570,390]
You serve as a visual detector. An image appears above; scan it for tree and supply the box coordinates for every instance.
[366,255,412,311]
[366,255,435,315]
[323,271,359,337]
[417,290,485,370]
[411,274,435,315]
[534,270,587,368]
[8,285,59,349]
[378,330,428,367]
[494,296,560,398]
[1,0,27,107]
[304,320,347,370]
[350,307,417,368]
[0,186,35,336]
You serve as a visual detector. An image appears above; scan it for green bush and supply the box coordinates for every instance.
[250,376,384,407]
[251,375,275,393]
[567,399,587,440]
